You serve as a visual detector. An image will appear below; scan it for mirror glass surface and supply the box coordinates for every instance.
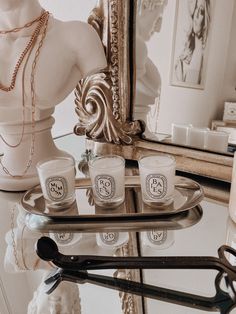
[1,133,235,313]
[134,0,236,155]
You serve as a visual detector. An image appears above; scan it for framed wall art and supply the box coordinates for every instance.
[170,0,213,89]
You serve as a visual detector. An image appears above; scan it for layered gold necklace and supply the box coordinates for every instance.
[0,10,50,177]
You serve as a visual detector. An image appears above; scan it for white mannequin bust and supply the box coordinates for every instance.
[134,0,167,136]
[0,0,107,191]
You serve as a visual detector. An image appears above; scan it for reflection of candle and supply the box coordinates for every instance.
[50,232,82,246]
[172,123,192,145]
[205,131,229,153]
[229,152,236,223]
[187,127,208,149]
[96,232,129,248]
[141,229,175,250]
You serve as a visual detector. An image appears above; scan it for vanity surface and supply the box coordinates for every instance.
[0,133,235,314]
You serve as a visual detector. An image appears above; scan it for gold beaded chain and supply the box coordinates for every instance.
[0,12,50,177]
[10,204,22,270]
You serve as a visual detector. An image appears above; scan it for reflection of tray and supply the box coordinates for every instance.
[21,176,204,233]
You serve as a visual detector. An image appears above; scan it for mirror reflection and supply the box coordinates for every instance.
[134,0,236,155]
[1,1,236,313]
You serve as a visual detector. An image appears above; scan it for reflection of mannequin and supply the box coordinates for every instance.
[0,0,107,191]
[28,281,81,314]
[134,0,167,136]
[4,202,82,314]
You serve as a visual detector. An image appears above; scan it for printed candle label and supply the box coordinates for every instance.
[46,176,68,201]
[95,175,115,199]
[100,232,118,245]
[54,232,73,245]
[147,230,167,245]
[146,174,167,199]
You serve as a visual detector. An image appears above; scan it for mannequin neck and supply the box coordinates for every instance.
[0,0,43,34]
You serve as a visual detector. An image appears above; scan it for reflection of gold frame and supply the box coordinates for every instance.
[74,0,143,145]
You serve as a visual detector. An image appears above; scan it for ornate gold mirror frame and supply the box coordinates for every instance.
[74,0,233,183]
[74,0,142,145]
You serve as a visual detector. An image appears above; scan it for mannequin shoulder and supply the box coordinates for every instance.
[51,19,107,77]
[52,19,98,43]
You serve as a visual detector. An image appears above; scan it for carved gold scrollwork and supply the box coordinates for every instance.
[74,0,143,144]
[87,6,104,41]
[74,72,142,144]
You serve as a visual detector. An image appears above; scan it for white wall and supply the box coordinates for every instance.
[220,0,236,104]
[146,0,236,134]
[39,0,97,137]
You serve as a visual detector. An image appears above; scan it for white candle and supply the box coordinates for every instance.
[205,130,229,153]
[172,123,192,145]
[229,152,236,223]
[88,155,125,207]
[138,155,176,207]
[187,127,208,149]
[37,156,76,210]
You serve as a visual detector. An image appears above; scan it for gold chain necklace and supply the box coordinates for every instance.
[0,10,47,92]
[0,9,46,34]
[0,12,50,178]
[0,12,49,148]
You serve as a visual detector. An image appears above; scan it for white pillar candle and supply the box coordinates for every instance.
[187,127,208,149]
[205,130,229,153]
[229,152,236,223]
[171,123,192,145]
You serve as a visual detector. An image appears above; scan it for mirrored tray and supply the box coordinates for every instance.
[22,176,204,233]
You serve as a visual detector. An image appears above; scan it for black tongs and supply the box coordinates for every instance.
[37,236,236,313]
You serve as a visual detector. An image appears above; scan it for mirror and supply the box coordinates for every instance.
[0,2,235,313]
[75,0,143,145]
[78,0,233,182]
[133,0,236,155]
